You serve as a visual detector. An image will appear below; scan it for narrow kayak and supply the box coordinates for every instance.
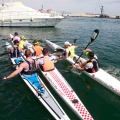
[45,39,120,96]
[38,62,93,120]
[4,40,70,120]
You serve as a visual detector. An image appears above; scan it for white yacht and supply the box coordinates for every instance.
[0,1,64,27]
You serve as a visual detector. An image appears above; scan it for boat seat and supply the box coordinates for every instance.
[22,73,44,94]
[14,57,24,64]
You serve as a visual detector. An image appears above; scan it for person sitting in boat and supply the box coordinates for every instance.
[13,32,21,42]
[33,40,43,57]
[63,41,78,58]
[38,48,59,72]
[19,36,28,49]
[8,32,21,42]
[72,49,99,73]
[3,49,39,80]
[25,42,35,56]
[8,40,24,58]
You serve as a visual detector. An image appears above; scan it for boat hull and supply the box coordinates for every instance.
[0,18,62,27]
[0,2,64,27]
[38,64,93,120]
[45,39,120,96]
[4,40,70,120]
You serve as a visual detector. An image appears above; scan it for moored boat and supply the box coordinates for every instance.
[45,39,120,96]
[0,1,64,27]
[3,40,70,120]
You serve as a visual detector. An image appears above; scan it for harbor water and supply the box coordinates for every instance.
[0,17,120,120]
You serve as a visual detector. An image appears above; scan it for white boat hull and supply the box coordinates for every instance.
[45,39,120,96]
[0,18,62,27]
[38,65,93,120]
[4,40,70,120]
[0,2,64,27]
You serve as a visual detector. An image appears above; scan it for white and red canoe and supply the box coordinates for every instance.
[45,39,120,96]
[38,64,93,120]
[4,40,70,120]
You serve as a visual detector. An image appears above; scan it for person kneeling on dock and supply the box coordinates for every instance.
[72,49,99,73]
[3,49,39,80]
[38,48,60,72]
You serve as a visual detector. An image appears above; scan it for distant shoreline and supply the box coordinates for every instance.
[63,13,120,19]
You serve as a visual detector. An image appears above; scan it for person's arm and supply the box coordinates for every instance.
[40,46,43,50]
[3,63,24,80]
[19,47,25,54]
[72,64,85,71]
[74,45,78,48]
[8,39,13,42]
[64,49,69,58]
[72,60,87,71]
[83,48,92,53]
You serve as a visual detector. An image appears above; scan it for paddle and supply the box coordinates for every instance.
[72,38,77,45]
[5,64,17,70]
[2,38,11,40]
[0,52,9,56]
[27,39,43,42]
[73,29,99,65]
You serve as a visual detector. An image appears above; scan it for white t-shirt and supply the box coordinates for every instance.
[23,40,29,48]
[25,43,34,53]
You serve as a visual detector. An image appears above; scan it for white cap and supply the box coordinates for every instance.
[64,41,71,46]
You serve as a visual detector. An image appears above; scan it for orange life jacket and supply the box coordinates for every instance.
[34,46,42,56]
[43,56,55,71]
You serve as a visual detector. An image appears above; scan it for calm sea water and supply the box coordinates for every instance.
[0,17,120,120]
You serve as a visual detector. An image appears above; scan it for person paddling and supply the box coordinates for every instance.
[19,36,28,49]
[3,49,39,80]
[38,48,60,72]
[8,40,24,58]
[33,40,43,57]
[63,41,78,58]
[8,32,21,42]
[72,49,99,73]
[13,32,21,42]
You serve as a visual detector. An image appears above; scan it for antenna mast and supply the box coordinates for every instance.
[100,6,103,15]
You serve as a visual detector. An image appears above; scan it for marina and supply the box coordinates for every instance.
[0,1,64,27]
[0,10,120,120]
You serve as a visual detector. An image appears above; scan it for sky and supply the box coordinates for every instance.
[4,0,120,15]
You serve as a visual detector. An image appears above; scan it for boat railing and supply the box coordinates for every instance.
[0,10,59,17]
